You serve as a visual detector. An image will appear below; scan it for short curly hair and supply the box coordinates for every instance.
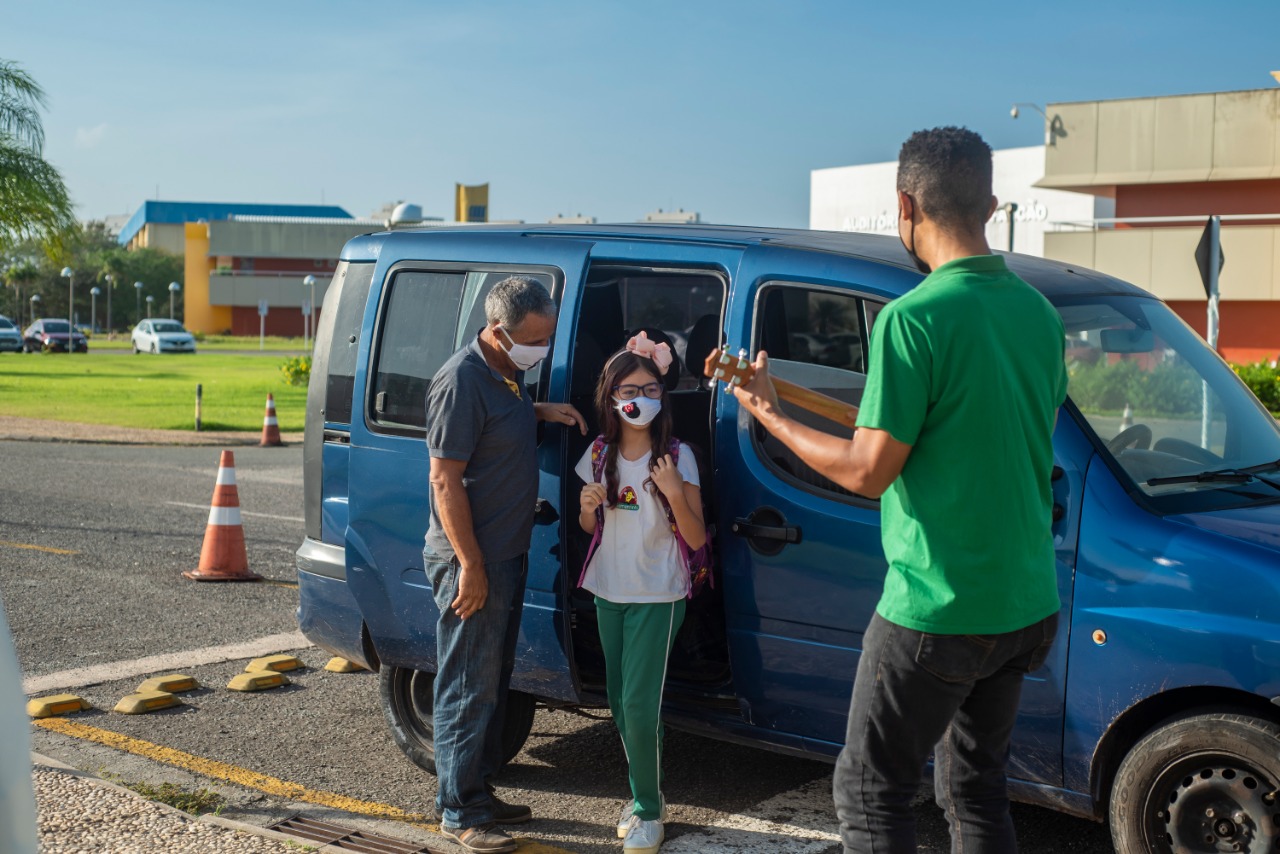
[484,276,555,330]
[897,127,993,232]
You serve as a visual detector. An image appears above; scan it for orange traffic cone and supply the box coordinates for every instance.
[184,450,261,582]
[260,393,283,447]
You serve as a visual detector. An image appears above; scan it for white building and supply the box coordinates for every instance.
[810,146,1113,257]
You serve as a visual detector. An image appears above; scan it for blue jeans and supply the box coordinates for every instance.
[426,551,527,830]
[833,611,1058,854]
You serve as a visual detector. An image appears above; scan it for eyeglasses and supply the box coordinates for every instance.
[613,382,663,401]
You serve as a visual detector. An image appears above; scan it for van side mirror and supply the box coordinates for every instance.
[1100,327,1154,354]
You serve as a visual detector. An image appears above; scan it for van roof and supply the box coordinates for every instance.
[341,223,1147,300]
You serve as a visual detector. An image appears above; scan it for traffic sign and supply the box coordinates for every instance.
[1195,218,1225,299]
[258,299,269,317]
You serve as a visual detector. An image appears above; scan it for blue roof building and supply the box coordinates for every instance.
[119,200,353,250]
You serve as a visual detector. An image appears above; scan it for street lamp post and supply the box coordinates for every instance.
[90,287,101,334]
[61,267,75,351]
[29,294,40,345]
[104,274,113,337]
[303,275,317,351]
[134,281,144,326]
[168,282,181,320]
[145,295,154,319]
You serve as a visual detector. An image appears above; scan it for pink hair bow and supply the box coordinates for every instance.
[626,331,673,376]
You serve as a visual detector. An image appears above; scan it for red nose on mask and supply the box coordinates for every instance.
[622,402,641,419]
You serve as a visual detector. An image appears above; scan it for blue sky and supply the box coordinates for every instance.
[8,1,1280,228]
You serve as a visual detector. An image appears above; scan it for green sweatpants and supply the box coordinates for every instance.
[595,596,686,822]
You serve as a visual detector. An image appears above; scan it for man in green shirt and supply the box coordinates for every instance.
[730,127,1066,853]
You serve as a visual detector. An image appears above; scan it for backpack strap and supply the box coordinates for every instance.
[580,436,609,589]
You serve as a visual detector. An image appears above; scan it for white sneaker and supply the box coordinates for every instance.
[616,796,667,838]
[622,815,664,853]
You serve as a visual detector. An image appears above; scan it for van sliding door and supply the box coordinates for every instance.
[344,235,593,705]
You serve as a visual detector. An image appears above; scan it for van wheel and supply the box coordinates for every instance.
[1109,712,1280,853]
[377,665,536,776]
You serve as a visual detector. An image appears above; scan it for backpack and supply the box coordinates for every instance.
[580,435,713,599]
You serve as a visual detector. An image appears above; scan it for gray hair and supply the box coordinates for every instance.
[484,276,555,330]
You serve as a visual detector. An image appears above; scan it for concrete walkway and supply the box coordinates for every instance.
[0,415,303,447]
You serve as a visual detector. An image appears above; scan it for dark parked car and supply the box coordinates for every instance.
[23,318,88,353]
[0,316,22,353]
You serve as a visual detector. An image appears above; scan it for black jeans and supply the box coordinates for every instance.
[833,611,1058,854]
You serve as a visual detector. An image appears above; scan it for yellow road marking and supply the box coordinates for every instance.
[0,539,79,555]
[260,579,299,590]
[35,717,572,852]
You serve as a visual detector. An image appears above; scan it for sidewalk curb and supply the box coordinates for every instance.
[0,415,302,447]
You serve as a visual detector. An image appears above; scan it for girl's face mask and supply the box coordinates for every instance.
[613,395,662,427]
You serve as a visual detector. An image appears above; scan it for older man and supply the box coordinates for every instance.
[424,276,584,853]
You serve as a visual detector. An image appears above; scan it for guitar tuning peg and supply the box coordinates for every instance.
[737,348,748,359]
[717,349,731,365]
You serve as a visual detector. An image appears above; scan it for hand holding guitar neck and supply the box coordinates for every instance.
[703,346,859,426]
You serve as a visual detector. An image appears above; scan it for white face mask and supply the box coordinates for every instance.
[498,326,550,372]
[614,395,662,427]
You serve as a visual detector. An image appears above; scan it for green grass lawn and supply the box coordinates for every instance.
[0,352,307,431]
[90,334,308,353]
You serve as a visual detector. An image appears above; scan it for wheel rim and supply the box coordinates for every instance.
[1143,750,1280,852]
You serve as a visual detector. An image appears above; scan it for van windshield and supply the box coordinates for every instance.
[1056,296,1280,512]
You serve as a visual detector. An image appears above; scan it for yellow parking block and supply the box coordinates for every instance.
[324,657,366,673]
[27,694,91,719]
[245,654,302,673]
[137,674,200,694]
[114,690,182,715]
[227,671,290,692]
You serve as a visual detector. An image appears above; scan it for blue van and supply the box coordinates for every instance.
[295,224,1280,852]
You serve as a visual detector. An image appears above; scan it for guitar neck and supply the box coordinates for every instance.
[770,375,859,426]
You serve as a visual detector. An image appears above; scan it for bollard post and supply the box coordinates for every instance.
[195,384,203,432]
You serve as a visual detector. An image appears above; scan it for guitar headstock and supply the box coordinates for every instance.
[702,346,755,388]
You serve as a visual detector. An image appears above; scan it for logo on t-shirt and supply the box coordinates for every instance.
[617,486,639,511]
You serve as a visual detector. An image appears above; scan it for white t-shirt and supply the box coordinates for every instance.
[575,442,701,603]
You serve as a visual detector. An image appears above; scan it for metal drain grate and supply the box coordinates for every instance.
[266,815,441,853]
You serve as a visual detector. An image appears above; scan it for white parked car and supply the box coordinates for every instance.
[132,319,197,354]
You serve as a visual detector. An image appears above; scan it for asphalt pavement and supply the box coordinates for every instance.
[1,440,1117,852]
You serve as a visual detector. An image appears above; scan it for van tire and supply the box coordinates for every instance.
[1109,712,1280,853]
[377,665,536,777]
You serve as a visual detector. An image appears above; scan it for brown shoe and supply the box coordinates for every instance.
[430,789,532,825]
[490,792,532,825]
[440,822,518,854]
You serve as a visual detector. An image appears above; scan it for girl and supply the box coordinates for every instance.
[577,334,707,854]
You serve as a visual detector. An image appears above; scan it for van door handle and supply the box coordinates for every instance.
[731,507,802,557]
[731,519,801,543]
[534,498,559,526]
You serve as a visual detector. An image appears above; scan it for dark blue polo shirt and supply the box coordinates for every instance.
[423,336,537,564]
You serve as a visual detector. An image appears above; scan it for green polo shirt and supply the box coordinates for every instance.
[856,255,1068,635]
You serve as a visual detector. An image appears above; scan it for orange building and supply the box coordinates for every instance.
[1039,87,1280,364]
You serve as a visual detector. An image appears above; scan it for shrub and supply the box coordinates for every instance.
[1231,358,1280,414]
[280,355,311,387]
[1068,358,1200,417]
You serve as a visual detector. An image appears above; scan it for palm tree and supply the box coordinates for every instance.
[0,59,75,249]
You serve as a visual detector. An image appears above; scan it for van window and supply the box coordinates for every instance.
[324,263,374,424]
[753,283,872,500]
[453,271,555,351]
[371,269,557,433]
[371,271,467,430]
